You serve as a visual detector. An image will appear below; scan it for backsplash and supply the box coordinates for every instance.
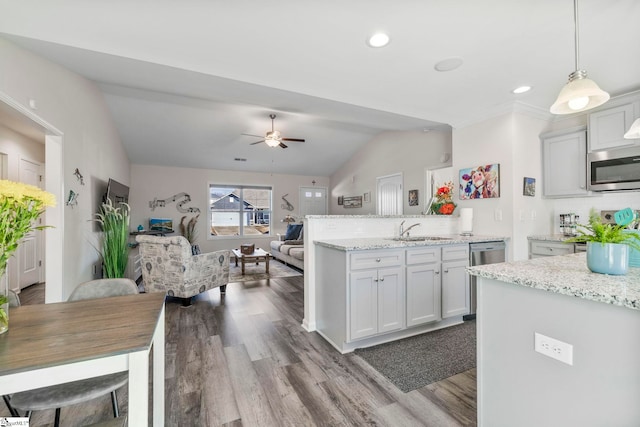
[550,192,640,232]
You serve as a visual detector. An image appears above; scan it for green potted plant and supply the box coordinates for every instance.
[567,209,640,275]
[95,199,130,278]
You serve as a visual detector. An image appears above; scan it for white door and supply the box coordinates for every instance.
[299,187,327,217]
[376,173,403,215]
[18,159,43,289]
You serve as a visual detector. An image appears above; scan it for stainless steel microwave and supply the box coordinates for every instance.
[587,145,640,191]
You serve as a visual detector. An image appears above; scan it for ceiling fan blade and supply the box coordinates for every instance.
[242,133,264,138]
[279,142,288,149]
[250,140,265,145]
[282,138,305,142]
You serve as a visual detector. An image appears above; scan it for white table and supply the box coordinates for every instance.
[0,292,166,426]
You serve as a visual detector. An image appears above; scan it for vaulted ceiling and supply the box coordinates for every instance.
[1,0,639,176]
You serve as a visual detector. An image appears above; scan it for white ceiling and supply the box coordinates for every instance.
[1,0,639,176]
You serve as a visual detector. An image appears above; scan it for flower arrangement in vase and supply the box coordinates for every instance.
[0,180,56,334]
[430,181,457,215]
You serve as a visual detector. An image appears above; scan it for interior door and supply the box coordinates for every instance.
[299,187,327,218]
[376,173,403,215]
[18,158,43,289]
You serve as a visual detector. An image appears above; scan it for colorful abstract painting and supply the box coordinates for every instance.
[459,164,500,200]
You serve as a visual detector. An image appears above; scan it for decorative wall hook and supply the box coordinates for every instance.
[66,189,79,207]
[281,194,294,211]
[74,168,84,185]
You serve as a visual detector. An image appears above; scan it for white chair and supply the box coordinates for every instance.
[3,279,138,427]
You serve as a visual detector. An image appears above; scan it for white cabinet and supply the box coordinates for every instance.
[441,245,470,318]
[349,252,404,341]
[589,103,636,151]
[406,247,441,327]
[542,127,588,197]
[528,239,574,259]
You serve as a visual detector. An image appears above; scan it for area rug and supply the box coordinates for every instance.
[354,320,476,392]
[229,260,302,283]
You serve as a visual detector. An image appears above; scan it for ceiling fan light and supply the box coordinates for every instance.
[550,74,610,114]
[265,138,280,147]
[624,118,640,139]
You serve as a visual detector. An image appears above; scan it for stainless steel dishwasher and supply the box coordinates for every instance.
[464,241,506,321]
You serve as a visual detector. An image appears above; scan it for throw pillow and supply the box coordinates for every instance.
[284,224,303,241]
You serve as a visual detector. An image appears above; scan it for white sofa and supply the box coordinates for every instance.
[270,224,304,270]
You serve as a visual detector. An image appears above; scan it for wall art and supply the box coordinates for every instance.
[408,189,419,206]
[459,164,500,200]
[523,177,536,197]
[343,196,362,208]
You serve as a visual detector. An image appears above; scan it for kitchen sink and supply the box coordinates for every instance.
[391,236,452,242]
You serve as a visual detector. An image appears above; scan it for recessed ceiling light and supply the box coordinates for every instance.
[512,86,532,94]
[434,57,464,72]
[367,32,390,48]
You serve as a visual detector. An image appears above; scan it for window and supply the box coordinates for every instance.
[209,185,272,237]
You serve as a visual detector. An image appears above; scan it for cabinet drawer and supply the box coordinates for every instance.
[406,247,440,265]
[350,250,402,270]
[530,241,573,257]
[442,244,469,261]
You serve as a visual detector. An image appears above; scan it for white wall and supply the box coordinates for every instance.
[453,112,553,261]
[330,130,452,215]
[129,164,329,253]
[0,38,130,300]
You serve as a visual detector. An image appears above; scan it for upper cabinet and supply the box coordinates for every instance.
[588,102,637,152]
[542,127,588,198]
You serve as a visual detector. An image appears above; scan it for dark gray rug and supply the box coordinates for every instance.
[354,320,476,392]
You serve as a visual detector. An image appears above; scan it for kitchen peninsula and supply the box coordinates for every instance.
[313,234,506,353]
[469,254,640,426]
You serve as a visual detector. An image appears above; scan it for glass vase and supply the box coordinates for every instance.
[0,268,8,335]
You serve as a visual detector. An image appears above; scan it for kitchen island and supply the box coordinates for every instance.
[314,235,506,353]
[469,254,640,427]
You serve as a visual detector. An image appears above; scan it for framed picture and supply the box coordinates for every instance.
[343,196,362,208]
[408,189,419,206]
[523,177,536,197]
[149,218,174,232]
[337,196,344,205]
[363,192,371,203]
[459,164,500,200]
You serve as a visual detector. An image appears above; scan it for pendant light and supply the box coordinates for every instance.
[550,0,609,114]
[624,119,640,139]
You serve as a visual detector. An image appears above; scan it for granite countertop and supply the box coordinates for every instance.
[468,253,640,311]
[528,234,578,242]
[314,235,508,251]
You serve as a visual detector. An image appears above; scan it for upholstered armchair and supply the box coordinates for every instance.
[136,235,230,304]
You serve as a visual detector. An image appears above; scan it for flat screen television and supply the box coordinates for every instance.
[104,178,130,207]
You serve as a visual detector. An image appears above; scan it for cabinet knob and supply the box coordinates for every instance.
[435,271,440,275]
[380,278,384,282]
[376,258,381,262]
[374,278,378,282]
[444,269,449,273]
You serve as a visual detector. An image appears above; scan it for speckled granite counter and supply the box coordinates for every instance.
[314,234,508,251]
[528,234,577,242]
[468,252,640,310]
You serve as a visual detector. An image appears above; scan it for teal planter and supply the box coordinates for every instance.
[586,242,629,275]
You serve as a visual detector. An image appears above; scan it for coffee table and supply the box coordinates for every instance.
[232,247,271,275]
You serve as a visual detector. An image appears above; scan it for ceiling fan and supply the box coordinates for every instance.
[243,114,305,149]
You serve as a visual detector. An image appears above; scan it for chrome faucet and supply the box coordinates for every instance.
[399,220,421,238]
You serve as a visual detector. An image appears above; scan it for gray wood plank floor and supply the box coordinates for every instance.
[3,275,477,426]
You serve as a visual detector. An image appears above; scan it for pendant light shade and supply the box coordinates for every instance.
[550,0,609,115]
[623,118,640,139]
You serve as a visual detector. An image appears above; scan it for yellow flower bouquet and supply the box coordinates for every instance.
[0,180,55,333]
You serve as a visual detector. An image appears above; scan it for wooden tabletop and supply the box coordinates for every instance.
[0,292,166,376]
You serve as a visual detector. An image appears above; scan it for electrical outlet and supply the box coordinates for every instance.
[535,332,573,365]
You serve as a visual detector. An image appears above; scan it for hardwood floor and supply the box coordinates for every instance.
[3,277,477,426]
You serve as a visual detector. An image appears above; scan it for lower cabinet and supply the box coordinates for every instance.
[349,267,404,340]
[406,248,441,327]
[529,239,574,258]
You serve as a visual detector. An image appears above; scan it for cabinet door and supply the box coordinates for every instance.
[442,260,470,318]
[589,104,635,151]
[406,264,441,327]
[542,130,588,197]
[377,267,405,334]
[349,270,378,340]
